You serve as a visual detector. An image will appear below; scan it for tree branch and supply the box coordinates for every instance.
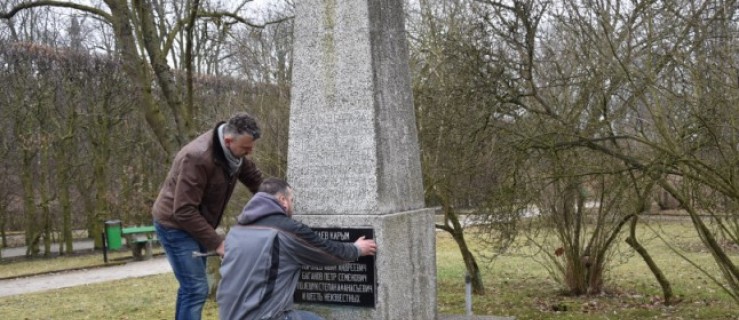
[1,0,112,21]
[162,11,292,59]
[184,0,200,136]
[201,10,293,28]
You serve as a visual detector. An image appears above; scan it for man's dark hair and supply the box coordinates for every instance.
[258,177,291,196]
[224,112,261,139]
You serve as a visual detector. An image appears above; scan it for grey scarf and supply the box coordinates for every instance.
[218,124,243,175]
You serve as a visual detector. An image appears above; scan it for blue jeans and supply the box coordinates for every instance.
[155,221,209,320]
[284,310,325,320]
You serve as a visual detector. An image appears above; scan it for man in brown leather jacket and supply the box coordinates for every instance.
[152,112,263,320]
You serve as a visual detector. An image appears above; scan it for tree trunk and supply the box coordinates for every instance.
[91,149,109,249]
[59,113,76,255]
[563,250,588,295]
[437,205,485,295]
[0,188,6,250]
[625,212,675,304]
[22,149,39,257]
[80,181,96,243]
[40,145,52,257]
[451,229,485,295]
[42,202,52,256]
[104,0,180,154]
[0,212,5,249]
[133,0,191,143]
[626,234,675,304]
[0,203,5,258]
[660,181,739,301]
[60,171,73,254]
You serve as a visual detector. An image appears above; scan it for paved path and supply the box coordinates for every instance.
[1,239,95,258]
[0,256,171,297]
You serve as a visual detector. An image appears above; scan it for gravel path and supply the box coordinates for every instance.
[0,256,171,297]
[1,239,96,258]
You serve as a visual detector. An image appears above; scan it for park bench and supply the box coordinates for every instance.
[121,225,157,261]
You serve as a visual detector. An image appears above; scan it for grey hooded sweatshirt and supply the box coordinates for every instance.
[217,192,360,320]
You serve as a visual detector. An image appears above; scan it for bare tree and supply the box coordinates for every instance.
[1,0,291,154]
[407,0,503,295]
[467,0,739,301]
[1,1,294,257]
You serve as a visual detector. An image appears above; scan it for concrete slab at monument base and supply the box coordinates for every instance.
[294,208,436,320]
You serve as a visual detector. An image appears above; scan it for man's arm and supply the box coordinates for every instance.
[237,158,263,194]
[353,236,377,256]
[279,220,376,266]
[171,154,222,250]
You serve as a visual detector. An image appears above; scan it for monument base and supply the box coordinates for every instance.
[293,208,436,320]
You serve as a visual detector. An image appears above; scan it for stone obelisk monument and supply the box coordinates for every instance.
[287,0,436,319]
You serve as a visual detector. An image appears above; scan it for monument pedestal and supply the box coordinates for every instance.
[294,208,436,319]
[288,0,435,318]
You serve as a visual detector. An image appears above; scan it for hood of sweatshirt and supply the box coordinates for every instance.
[236,192,287,225]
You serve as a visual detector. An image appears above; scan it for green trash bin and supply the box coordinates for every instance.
[105,220,122,250]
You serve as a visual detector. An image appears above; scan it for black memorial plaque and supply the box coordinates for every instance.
[294,228,376,308]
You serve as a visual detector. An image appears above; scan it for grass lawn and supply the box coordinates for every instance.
[0,220,737,319]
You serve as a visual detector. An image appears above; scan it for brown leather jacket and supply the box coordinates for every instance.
[152,122,263,250]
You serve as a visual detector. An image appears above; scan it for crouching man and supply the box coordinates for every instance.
[217,178,377,320]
